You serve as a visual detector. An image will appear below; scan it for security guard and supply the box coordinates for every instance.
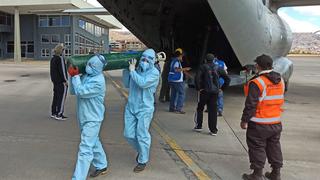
[241,55,285,180]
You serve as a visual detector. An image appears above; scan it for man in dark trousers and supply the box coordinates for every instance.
[50,43,68,120]
[193,53,229,136]
[241,54,285,180]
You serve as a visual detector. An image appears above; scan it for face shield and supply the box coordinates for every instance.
[85,54,107,75]
[96,54,107,68]
[139,49,156,71]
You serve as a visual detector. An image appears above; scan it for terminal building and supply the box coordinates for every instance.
[0,0,122,60]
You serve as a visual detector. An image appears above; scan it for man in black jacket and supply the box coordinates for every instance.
[193,53,230,135]
[50,43,68,120]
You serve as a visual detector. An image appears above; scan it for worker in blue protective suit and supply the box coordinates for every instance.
[122,49,160,173]
[68,54,108,180]
[214,57,228,116]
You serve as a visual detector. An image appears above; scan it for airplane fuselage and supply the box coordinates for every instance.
[99,0,293,84]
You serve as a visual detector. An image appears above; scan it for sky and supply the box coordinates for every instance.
[87,0,102,7]
[87,0,128,31]
[87,0,320,33]
[278,6,320,33]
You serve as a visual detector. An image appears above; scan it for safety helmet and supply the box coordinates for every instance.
[175,48,183,55]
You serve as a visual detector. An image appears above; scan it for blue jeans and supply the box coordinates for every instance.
[217,90,223,112]
[169,82,185,111]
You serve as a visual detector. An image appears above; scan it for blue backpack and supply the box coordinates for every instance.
[214,60,225,88]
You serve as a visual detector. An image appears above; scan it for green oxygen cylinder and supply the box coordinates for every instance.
[67,51,144,74]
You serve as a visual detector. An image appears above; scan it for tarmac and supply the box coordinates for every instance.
[0,56,319,180]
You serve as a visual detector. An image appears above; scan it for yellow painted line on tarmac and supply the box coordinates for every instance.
[105,72,211,180]
[152,122,211,180]
[105,73,128,98]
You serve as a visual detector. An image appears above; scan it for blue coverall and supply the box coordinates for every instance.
[122,49,160,164]
[70,55,108,180]
[215,59,227,113]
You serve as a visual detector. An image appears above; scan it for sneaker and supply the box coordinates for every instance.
[50,114,56,118]
[209,131,218,136]
[217,111,223,116]
[55,115,68,121]
[90,167,108,177]
[133,163,146,173]
[175,110,186,114]
[193,127,203,132]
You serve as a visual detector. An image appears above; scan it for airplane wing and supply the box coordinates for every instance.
[272,0,320,8]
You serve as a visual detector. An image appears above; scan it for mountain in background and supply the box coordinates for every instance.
[290,33,320,54]
[109,30,141,42]
[109,30,146,51]
[110,31,320,55]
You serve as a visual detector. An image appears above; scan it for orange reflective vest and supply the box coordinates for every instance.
[244,75,285,124]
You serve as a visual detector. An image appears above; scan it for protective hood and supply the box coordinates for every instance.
[85,54,107,76]
[263,71,282,84]
[139,49,156,71]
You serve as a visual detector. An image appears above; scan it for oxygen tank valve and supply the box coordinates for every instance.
[156,52,166,61]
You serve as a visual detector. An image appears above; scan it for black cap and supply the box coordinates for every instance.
[206,53,215,62]
[254,54,273,70]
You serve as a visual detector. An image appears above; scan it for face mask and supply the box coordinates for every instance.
[140,61,149,71]
[86,65,93,75]
[254,64,260,74]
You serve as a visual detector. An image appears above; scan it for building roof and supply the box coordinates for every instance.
[0,0,122,29]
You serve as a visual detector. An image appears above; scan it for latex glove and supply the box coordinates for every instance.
[68,66,80,77]
[128,59,137,71]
